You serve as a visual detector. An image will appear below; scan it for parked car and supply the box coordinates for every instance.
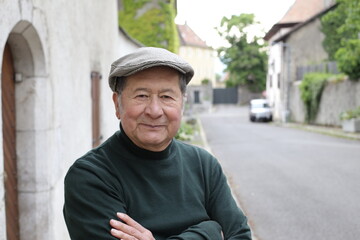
[249,99,273,122]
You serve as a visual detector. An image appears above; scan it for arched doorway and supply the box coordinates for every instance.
[2,43,20,240]
[1,20,49,240]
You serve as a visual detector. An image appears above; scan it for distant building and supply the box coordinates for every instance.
[177,23,216,113]
[177,23,216,86]
[264,0,332,121]
[263,0,358,126]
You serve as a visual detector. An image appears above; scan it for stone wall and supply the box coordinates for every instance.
[289,79,360,126]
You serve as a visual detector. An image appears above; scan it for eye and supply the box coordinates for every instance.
[160,95,173,100]
[136,94,149,99]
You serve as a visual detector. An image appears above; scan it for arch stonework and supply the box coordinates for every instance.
[1,20,54,240]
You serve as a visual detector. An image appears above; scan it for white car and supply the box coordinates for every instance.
[249,99,273,122]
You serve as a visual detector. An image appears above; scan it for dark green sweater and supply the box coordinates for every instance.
[64,126,251,239]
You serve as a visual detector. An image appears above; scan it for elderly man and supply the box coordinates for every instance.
[63,47,251,240]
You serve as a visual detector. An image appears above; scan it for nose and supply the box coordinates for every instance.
[144,96,163,118]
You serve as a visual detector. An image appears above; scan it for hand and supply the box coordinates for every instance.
[110,212,155,240]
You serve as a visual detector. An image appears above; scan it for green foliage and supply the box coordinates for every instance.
[300,73,345,123]
[299,73,332,123]
[118,0,179,52]
[216,14,268,92]
[321,4,346,60]
[321,0,360,80]
[160,1,179,52]
[335,39,360,79]
[340,106,360,120]
[175,121,195,141]
[201,78,210,85]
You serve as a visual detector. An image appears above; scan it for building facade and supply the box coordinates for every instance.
[264,0,359,126]
[264,0,332,122]
[0,1,140,239]
[177,24,216,113]
[177,24,216,86]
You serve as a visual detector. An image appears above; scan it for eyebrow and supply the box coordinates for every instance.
[159,88,176,94]
[133,88,176,94]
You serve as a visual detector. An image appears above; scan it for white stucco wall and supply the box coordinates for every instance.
[266,43,283,120]
[0,1,140,239]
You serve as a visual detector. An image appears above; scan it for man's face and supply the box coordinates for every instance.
[113,66,183,152]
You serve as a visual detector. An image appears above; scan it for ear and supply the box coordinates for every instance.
[112,92,121,119]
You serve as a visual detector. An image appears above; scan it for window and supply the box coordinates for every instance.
[194,90,201,104]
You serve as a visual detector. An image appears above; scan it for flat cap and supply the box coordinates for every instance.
[108,47,194,92]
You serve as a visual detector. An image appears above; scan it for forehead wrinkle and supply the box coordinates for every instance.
[132,87,178,94]
[133,87,150,92]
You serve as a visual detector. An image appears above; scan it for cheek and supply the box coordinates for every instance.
[121,107,142,121]
[166,107,183,124]
[119,102,144,124]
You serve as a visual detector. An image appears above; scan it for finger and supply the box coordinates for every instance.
[110,219,140,239]
[116,212,148,233]
[110,227,137,240]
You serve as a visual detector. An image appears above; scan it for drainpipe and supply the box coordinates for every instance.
[281,42,291,123]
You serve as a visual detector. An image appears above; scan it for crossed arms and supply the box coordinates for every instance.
[63,151,251,239]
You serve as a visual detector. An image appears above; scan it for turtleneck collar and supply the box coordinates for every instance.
[117,123,175,160]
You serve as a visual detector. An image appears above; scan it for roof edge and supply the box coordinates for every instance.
[264,22,299,41]
[273,3,338,43]
[118,26,144,47]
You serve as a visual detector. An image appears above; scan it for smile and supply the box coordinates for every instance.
[140,123,166,129]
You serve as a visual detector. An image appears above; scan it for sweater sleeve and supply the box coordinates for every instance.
[206,155,252,239]
[63,159,125,240]
[166,220,223,240]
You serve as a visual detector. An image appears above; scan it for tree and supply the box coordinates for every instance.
[118,0,179,53]
[321,0,360,80]
[216,14,267,92]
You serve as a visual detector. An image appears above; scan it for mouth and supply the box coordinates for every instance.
[140,123,166,129]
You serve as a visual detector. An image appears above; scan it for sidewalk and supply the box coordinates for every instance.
[275,122,360,141]
[194,118,260,240]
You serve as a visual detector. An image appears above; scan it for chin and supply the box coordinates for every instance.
[140,137,170,150]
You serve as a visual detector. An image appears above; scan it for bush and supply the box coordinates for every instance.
[201,78,210,85]
[175,121,195,141]
[340,106,360,120]
[299,73,332,123]
[300,73,346,123]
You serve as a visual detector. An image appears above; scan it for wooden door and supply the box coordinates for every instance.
[91,72,101,147]
[2,43,20,240]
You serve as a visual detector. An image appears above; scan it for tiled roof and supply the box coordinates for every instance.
[274,3,337,43]
[177,24,209,48]
[279,0,324,24]
[264,0,325,40]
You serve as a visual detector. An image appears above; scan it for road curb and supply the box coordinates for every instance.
[274,122,360,141]
[197,117,259,240]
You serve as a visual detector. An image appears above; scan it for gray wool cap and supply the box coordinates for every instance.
[108,47,194,92]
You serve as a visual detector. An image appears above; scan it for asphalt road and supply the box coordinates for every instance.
[199,105,360,240]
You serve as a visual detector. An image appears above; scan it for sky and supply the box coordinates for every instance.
[175,0,296,49]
